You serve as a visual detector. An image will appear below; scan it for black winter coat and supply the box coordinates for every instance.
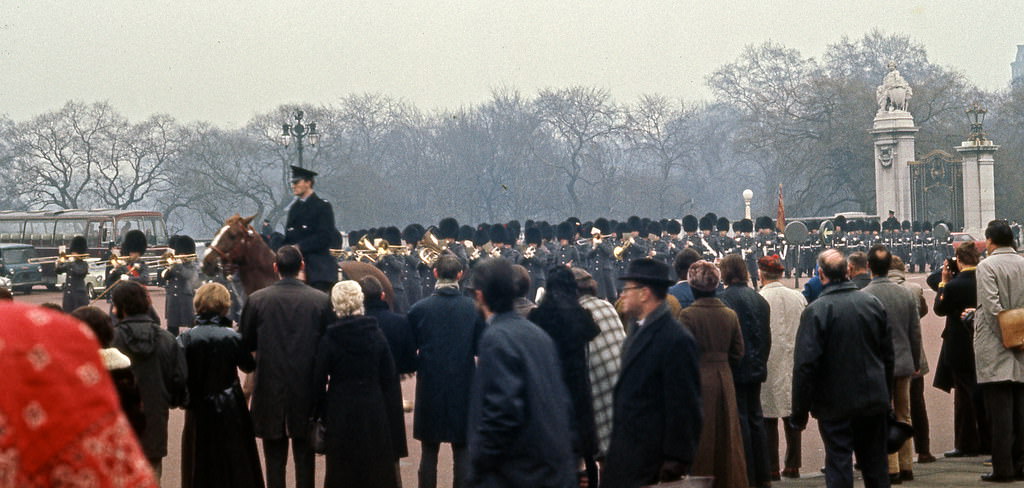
[933,269,978,391]
[467,311,576,488]
[529,296,601,457]
[112,314,188,460]
[312,315,407,488]
[178,315,263,488]
[792,281,894,422]
[365,298,417,375]
[718,283,772,384]
[240,278,334,439]
[408,286,485,443]
[603,304,702,488]
[285,192,339,285]
[55,258,90,312]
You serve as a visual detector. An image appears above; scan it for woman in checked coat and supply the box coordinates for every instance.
[677,261,748,488]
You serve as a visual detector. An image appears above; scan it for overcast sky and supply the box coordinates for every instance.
[2,1,1021,127]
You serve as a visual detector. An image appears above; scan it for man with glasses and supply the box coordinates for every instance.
[603,258,702,487]
[284,166,339,293]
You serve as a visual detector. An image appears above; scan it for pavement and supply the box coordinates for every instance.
[11,272,1002,487]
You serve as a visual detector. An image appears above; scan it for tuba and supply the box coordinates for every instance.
[613,236,634,261]
[416,230,446,268]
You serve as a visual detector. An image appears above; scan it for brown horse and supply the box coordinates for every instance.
[202,214,395,306]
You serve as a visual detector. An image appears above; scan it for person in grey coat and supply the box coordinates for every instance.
[408,255,486,488]
[56,235,91,313]
[862,245,921,483]
[163,235,199,336]
[467,258,576,488]
[974,220,1024,482]
[240,245,334,488]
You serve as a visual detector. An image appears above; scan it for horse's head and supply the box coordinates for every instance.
[202,214,257,276]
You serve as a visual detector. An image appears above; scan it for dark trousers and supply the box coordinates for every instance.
[263,436,315,488]
[910,376,931,456]
[954,373,990,454]
[765,417,802,472]
[818,413,890,488]
[419,441,467,488]
[982,382,1024,478]
[735,382,770,485]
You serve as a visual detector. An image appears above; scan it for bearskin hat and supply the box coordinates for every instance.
[121,229,148,255]
[473,228,490,247]
[755,216,773,231]
[524,219,535,229]
[912,221,921,233]
[627,215,642,233]
[506,220,521,238]
[556,221,575,241]
[647,221,662,236]
[172,235,196,255]
[383,226,402,246]
[699,214,715,232]
[901,220,911,231]
[167,235,180,252]
[525,227,542,246]
[922,221,933,232]
[738,218,754,233]
[581,221,593,238]
[458,225,475,242]
[665,219,682,235]
[402,224,423,244]
[438,217,460,240]
[834,215,847,229]
[848,220,861,232]
[594,218,610,234]
[69,235,89,255]
[614,222,630,238]
[682,215,699,233]
[870,221,881,233]
[717,217,731,233]
[490,225,508,245]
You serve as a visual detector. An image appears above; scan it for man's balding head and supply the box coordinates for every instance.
[818,249,848,284]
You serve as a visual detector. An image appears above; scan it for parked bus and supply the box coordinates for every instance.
[0,209,169,288]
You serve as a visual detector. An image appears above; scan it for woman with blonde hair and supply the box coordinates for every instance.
[312,280,407,488]
[177,282,264,488]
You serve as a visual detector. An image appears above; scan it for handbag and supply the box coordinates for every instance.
[999,308,1024,350]
[309,417,327,455]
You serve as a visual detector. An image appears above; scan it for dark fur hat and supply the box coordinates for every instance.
[438,217,460,240]
[69,235,89,255]
[699,214,714,232]
[489,225,508,245]
[717,217,731,233]
[834,215,847,229]
[922,221,933,232]
[458,225,475,242]
[539,221,554,240]
[173,235,196,255]
[682,215,699,233]
[665,219,682,235]
[594,218,610,234]
[647,221,662,236]
[614,222,630,238]
[738,218,754,233]
[506,220,521,237]
[473,228,490,247]
[402,224,423,244]
[901,220,911,231]
[121,229,148,254]
[525,227,542,245]
[627,215,642,233]
[755,216,773,230]
[912,221,921,232]
[871,221,881,233]
[383,226,402,246]
[556,221,575,241]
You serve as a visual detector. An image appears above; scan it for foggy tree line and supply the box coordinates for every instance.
[1,30,1020,238]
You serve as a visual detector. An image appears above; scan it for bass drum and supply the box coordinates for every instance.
[784,221,809,245]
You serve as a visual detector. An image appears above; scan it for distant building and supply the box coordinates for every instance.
[1013,45,1024,82]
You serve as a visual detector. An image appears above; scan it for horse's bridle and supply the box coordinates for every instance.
[210,224,256,268]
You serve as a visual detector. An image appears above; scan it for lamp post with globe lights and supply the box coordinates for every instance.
[279,110,320,168]
[743,189,753,220]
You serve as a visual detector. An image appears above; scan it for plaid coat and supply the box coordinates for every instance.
[580,294,626,456]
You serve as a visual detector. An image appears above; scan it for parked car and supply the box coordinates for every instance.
[951,232,986,251]
[54,257,107,299]
[0,243,46,293]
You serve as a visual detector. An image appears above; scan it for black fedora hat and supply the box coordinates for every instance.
[618,258,674,286]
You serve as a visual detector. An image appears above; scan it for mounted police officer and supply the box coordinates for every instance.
[284,165,339,293]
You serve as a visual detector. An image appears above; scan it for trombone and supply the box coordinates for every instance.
[28,252,91,264]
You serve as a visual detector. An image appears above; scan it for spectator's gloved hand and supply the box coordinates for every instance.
[659,459,687,481]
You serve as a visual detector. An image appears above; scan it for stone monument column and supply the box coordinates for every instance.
[870,63,917,222]
[956,138,998,236]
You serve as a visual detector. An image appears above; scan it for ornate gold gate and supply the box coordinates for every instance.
[909,150,963,229]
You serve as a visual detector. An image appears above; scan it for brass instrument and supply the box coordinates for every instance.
[613,236,634,261]
[28,252,92,264]
[353,235,381,263]
[416,230,446,267]
[388,245,411,256]
[488,243,502,259]
[522,244,536,260]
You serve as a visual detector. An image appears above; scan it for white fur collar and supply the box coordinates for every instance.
[100,347,132,370]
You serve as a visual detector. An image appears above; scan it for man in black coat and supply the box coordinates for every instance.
[604,258,702,488]
[792,249,894,488]
[359,275,416,375]
[56,235,91,313]
[240,245,335,488]
[408,255,486,488]
[467,258,576,488]
[162,235,198,336]
[284,165,339,293]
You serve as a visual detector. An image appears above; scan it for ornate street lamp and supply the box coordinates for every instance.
[280,110,320,168]
[743,189,753,220]
[966,102,987,143]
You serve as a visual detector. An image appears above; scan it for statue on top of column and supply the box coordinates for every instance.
[876,61,913,113]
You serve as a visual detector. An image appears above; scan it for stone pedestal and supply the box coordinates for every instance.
[956,139,999,236]
[870,110,917,221]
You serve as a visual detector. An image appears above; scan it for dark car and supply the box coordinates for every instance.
[0,243,46,293]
